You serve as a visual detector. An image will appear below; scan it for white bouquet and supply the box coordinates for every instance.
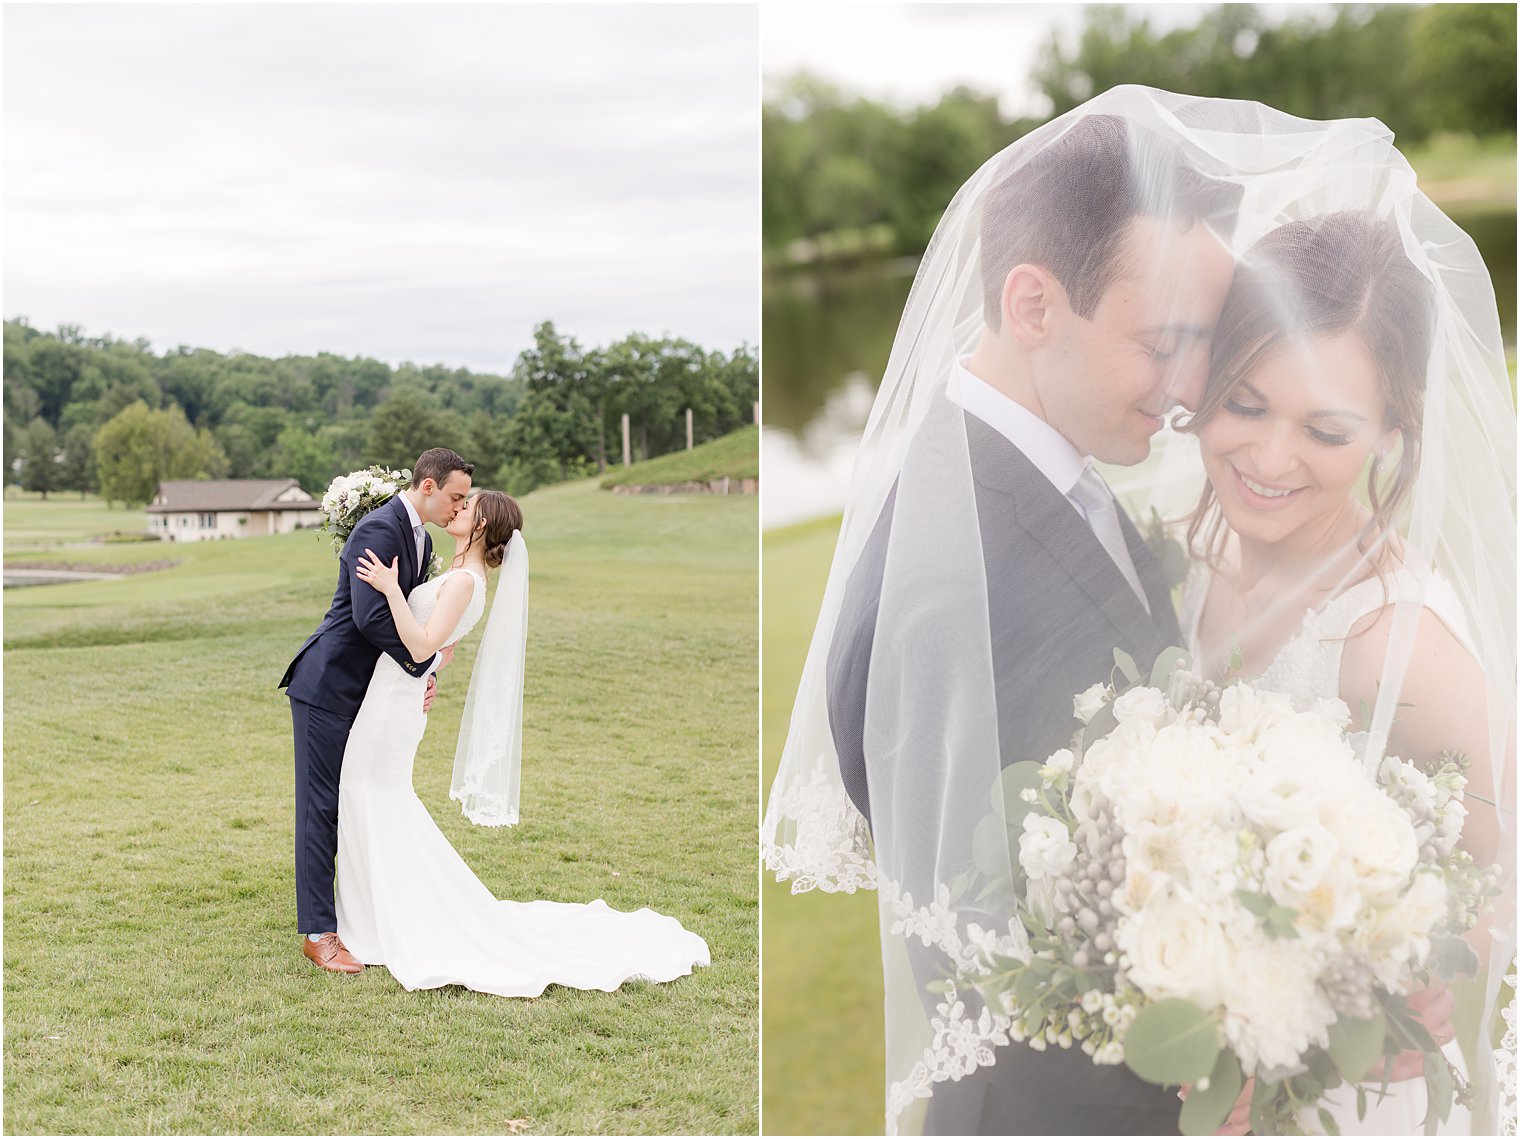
[317,465,411,555]
[953,650,1495,1136]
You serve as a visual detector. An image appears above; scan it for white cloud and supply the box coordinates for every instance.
[4,3,760,373]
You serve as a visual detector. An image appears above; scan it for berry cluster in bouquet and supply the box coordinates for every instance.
[950,648,1498,1136]
[317,465,445,578]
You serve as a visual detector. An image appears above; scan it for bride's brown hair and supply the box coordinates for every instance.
[1176,211,1434,573]
[459,490,523,569]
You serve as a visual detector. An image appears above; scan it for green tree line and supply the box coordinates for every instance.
[3,319,757,506]
[764,3,1516,256]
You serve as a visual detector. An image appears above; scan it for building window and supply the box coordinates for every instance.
[200,513,216,528]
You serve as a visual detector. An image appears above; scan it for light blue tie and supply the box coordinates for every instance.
[1069,466,1149,614]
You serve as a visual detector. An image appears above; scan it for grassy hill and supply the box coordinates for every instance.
[599,425,758,489]
[760,515,883,1135]
[4,481,758,1135]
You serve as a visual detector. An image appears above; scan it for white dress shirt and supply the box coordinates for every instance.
[399,492,426,571]
[394,493,441,678]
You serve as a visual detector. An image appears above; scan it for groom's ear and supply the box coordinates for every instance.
[1001,264,1060,346]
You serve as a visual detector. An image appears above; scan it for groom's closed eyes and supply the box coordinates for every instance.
[1138,323,1210,359]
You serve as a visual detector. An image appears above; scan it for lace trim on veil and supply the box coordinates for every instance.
[878,878,1032,1134]
[1500,973,1518,1135]
[762,763,877,894]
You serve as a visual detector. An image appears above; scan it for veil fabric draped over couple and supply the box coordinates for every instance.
[282,450,709,995]
[762,87,1515,1135]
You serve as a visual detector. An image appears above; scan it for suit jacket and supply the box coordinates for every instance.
[828,406,1181,824]
[280,494,436,717]
[826,402,1186,1135]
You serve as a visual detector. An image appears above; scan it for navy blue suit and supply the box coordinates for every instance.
[279,494,435,932]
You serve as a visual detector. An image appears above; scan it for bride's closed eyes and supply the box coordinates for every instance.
[1223,389,1359,447]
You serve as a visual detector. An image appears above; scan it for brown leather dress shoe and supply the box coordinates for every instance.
[302,932,364,974]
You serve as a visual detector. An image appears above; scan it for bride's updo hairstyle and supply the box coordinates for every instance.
[460,490,523,569]
[1180,211,1434,566]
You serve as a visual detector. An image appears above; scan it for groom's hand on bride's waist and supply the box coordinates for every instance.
[439,643,456,670]
[422,675,437,713]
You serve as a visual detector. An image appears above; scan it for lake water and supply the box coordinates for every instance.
[762,208,1516,530]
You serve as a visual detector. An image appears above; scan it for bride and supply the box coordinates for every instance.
[334,488,710,997]
[1172,210,1502,1133]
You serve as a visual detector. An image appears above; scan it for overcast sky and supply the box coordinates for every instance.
[763,3,1332,118]
[4,4,759,375]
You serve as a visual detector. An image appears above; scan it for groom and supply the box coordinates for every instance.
[279,447,474,973]
[826,116,1239,1134]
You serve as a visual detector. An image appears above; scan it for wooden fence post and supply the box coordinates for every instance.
[621,413,631,467]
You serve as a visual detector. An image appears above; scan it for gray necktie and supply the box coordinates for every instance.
[413,525,425,575]
[1069,466,1149,614]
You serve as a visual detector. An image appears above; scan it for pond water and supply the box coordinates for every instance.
[762,208,1516,530]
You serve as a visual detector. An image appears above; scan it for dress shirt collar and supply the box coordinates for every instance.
[947,358,1088,496]
[399,492,424,534]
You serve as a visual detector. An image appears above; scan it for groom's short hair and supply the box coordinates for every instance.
[412,447,474,488]
[979,113,1241,327]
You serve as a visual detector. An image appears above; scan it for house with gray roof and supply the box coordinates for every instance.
[146,479,322,542]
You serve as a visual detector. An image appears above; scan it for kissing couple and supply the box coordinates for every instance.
[280,447,709,996]
[764,88,1513,1135]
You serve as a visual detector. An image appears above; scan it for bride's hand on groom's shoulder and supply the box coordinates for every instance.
[356,548,402,596]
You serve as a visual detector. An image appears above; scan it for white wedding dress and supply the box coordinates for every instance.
[334,568,710,997]
[1181,560,1474,1135]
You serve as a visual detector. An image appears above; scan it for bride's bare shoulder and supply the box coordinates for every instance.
[1339,574,1486,764]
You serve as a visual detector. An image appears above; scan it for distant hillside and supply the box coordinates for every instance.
[599,425,757,489]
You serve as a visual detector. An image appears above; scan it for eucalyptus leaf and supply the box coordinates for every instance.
[1122,999,1220,1086]
[1113,647,1141,684]
[1234,889,1273,917]
[1080,699,1119,753]
[1265,905,1302,940]
[1431,934,1479,979]
[1250,1076,1281,1136]
[990,761,1045,821]
[1327,1011,1386,1082]
[1178,1049,1243,1135]
[972,812,1011,878]
[1422,1053,1454,1134]
[1317,1107,1341,1135]
[1149,645,1191,689]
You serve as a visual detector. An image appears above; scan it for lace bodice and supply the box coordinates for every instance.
[1180,559,1475,715]
[407,568,487,647]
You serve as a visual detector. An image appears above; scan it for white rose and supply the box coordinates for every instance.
[1073,683,1111,724]
[1330,795,1420,899]
[1112,685,1169,727]
[1019,815,1077,881]
[1309,697,1352,731]
[1263,825,1339,902]
[1117,895,1231,1010]
[1237,757,1329,833]
[1218,683,1295,740]
[1044,747,1075,774]
[1358,871,1449,986]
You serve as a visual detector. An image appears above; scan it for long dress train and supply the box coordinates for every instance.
[335,568,710,996]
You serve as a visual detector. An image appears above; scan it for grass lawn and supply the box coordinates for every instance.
[599,426,758,489]
[4,480,758,1135]
[760,515,884,1136]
